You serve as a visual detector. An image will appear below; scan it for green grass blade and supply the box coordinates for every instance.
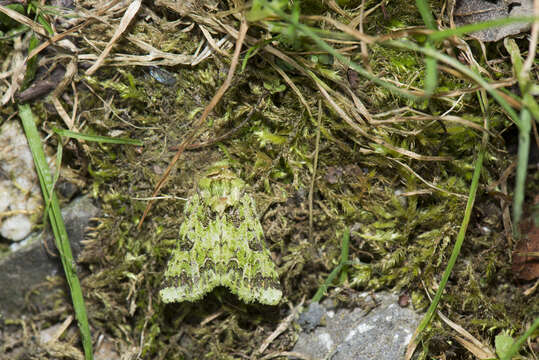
[501,317,539,360]
[504,38,534,236]
[312,228,350,302]
[423,48,438,97]
[512,108,531,236]
[18,104,93,360]
[415,0,435,30]
[296,26,420,100]
[408,94,489,355]
[416,0,438,98]
[388,40,521,126]
[428,16,537,42]
[27,1,54,36]
[53,127,143,145]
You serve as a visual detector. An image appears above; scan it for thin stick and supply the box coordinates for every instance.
[405,90,490,360]
[309,101,322,243]
[254,298,305,357]
[138,19,249,230]
[185,95,265,150]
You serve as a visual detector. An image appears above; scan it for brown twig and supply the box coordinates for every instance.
[0,4,48,36]
[24,0,124,65]
[173,95,266,150]
[253,297,305,357]
[85,0,141,75]
[308,101,322,243]
[137,18,249,230]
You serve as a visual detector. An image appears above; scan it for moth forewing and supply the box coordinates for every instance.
[160,164,282,305]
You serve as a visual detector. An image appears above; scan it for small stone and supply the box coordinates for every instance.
[398,293,410,308]
[298,302,326,332]
[0,214,33,241]
[325,166,343,184]
[0,195,99,318]
[293,292,422,360]
[0,121,54,242]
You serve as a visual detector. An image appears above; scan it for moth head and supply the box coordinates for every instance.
[198,162,246,214]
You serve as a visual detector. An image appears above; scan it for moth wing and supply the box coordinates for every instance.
[220,195,282,305]
[160,194,221,303]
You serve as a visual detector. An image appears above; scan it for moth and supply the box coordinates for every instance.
[160,162,282,305]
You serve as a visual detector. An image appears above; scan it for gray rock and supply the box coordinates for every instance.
[453,0,533,42]
[0,195,99,318]
[298,302,327,332]
[293,292,422,360]
[0,120,48,241]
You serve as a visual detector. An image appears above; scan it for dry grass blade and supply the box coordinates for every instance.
[523,278,538,296]
[1,36,25,105]
[341,87,373,124]
[303,15,375,43]
[199,25,231,57]
[23,0,125,63]
[51,96,73,129]
[200,311,224,326]
[391,158,468,199]
[25,19,93,63]
[454,335,496,360]
[357,0,372,71]
[370,112,492,136]
[85,0,141,75]
[254,298,305,357]
[118,35,194,66]
[52,59,78,99]
[268,62,312,118]
[192,35,234,65]
[138,18,249,229]
[314,78,453,161]
[308,102,322,243]
[40,316,73,344]
[520,1,538,75]
[51,59,78,130]
[437,311,496,359]
[185,95,265,150]
[0,4,49,37]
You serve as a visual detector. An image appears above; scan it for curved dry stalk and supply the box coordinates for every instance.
[85,0,141,75]
[0,4,49,37]
[138,18,249,229]
[158,3,460,165]
[391,158,468,199]
[313,75,453,161]
[254,297,305,357]
[370,112,495,137]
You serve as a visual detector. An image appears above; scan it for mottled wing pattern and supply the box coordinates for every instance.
[219,195,281,305]
[160,165,282,305]
[160,193,220,303]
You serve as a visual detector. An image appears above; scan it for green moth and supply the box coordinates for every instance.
[160,162,282,305]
